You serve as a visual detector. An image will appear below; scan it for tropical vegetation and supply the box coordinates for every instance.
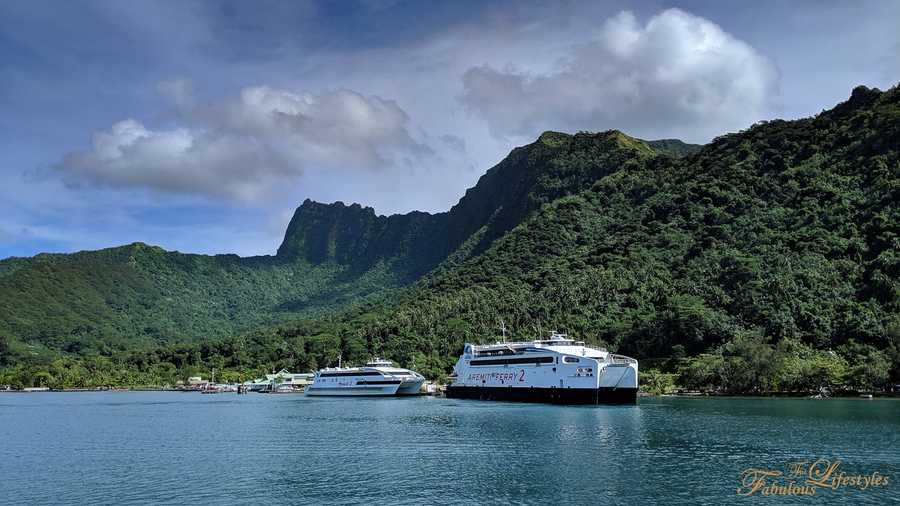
[1,84,898,394]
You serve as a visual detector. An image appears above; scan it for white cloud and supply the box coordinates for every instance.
[57,85,431,202]
[460,9,778,143]
[13,1,900,261]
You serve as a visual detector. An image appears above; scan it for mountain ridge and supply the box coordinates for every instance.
[274,130,675,276]
[1,84,897,390]
[0,128,679,359]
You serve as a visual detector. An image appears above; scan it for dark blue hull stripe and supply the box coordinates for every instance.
[444,385,637,405]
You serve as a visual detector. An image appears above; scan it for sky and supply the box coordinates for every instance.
[1,0,898,258]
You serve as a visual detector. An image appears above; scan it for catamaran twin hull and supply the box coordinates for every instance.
[305,380,424,396]
[445,336,639,405]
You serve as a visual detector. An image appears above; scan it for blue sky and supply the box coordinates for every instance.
[2,0,898,258]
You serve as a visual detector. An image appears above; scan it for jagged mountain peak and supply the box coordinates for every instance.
[277,127,665,273]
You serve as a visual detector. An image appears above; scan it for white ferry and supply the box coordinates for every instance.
[306,358,425,396]
[445,332,638,404]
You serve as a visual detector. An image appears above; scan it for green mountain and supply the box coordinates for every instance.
[0,126,681,359]
[645,138,703,158]
[407,85,900,354]
[198,84,899,386]
[1,84,898,390]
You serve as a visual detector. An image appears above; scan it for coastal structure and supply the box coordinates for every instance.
[445,332,638,404]
[245,369,314,392]
[306,358,425,396]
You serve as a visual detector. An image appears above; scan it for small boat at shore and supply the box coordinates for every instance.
[306,358,425,397]
[200,383,238,394]
[259,383,305,394]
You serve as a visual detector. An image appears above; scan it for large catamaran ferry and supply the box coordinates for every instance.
[445,332,638,404]
[306,358,425,397]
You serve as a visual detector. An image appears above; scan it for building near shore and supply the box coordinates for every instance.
[244,369,313,391]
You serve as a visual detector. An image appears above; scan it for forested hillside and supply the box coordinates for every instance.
[0,242,401,359]
[0,126,673,360]
[386,85,900,360]
[1,84,898,391]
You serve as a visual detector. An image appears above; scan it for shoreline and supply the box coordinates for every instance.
[0,387,185,394]
[641,391,900,399]
[4,388,899,399]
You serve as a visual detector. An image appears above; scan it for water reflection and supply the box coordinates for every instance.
[0,393,897,505]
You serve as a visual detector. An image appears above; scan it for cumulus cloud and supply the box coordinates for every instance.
[57,85,431,201]
[461,9,778,143]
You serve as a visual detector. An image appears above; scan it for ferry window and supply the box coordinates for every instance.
[563,356,579,364]
[470,356,554,366]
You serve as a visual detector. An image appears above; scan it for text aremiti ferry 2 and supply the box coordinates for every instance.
[445,332,638,404]
[306,358,425,396]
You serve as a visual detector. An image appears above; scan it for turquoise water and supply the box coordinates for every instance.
[1,393,898,505]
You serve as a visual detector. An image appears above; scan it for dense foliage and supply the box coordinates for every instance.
[0,244,402,359]
[639,334,893,395]
[1,85,898,393]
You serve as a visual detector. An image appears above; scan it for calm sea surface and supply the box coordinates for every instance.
[1,393,898,505]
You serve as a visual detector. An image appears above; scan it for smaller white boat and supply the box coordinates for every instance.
[260,383,305,394]
[306,357,425,397]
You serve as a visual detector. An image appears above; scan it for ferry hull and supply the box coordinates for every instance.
[306,385,400,396]
[444,385,638,405]
[397,379,425,395]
